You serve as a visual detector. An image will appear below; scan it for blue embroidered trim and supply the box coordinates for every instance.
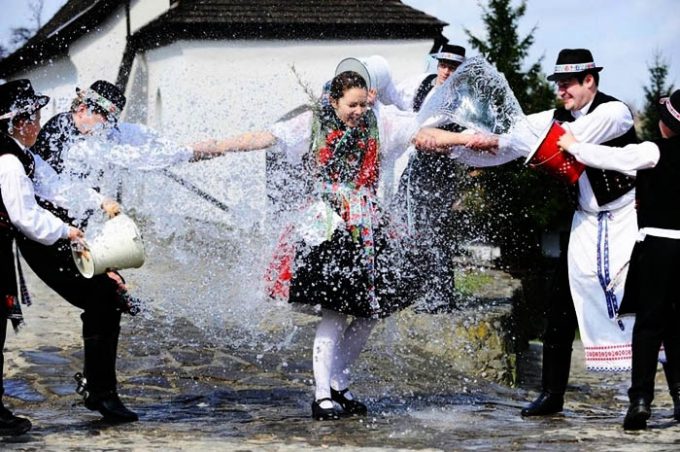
[596,211,625,331]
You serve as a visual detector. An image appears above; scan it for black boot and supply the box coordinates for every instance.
[521,343,572,416]
[662,361,680,422]
[0,402,31,436]
[84,389,138,423]
[81,329,138,423]
[670,386,680,422]
[331,388,367,415]
[623,398,651,431]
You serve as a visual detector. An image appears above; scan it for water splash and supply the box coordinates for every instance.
[417,56,525,135]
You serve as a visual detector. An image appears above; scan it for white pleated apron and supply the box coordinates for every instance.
[568,201,637,371]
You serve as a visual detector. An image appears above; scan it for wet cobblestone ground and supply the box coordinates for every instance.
[2,266,680,451]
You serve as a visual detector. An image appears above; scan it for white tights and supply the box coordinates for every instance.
[313,308,377,404]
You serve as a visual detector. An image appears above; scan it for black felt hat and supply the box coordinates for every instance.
[547,48,603,81]
[432,44,466,64]
[658,90,680,134]
[0,79,50,121]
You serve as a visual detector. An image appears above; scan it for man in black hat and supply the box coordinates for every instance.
[393,43,468,311]
[414,48,645,416]
[0,79,84,435]
[33,80,126,174]
[518,48,641,417]
[558,89,680,430]
[14,80,139,423]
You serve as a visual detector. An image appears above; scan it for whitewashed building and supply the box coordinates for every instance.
[1,0,448,226]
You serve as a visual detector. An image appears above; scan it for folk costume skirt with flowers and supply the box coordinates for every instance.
[265,188,421,319]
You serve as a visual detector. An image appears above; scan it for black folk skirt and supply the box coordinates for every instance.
[288,225,422,319]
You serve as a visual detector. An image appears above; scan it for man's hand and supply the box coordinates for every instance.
[106,271,128,292]
[557,131,577,151]
[68,227,88,259]
[413,128,441,151]
[68,226,84,241]
[101,198,121,218]
[367,88,378,107]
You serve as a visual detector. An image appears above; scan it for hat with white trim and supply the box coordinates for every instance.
[0,79,50,121]
[432,44,466,65]
[75,80,126,123]
[547,48,603,82]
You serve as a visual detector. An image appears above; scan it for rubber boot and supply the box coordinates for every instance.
[521,343,572,416]
[81,329,137,423]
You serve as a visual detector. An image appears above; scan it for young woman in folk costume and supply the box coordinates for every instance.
[194,70,471,420]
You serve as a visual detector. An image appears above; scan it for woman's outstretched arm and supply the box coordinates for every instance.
[189,131,278,161]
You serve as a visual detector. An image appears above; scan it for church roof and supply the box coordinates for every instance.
[1,0,446,78]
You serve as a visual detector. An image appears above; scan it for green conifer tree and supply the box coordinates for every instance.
[639,52,674,141]
[463,0,567,270]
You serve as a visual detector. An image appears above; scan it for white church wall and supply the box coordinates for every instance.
[68,5,127,85]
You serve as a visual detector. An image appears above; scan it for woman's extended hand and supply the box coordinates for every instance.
[189,131,278,160]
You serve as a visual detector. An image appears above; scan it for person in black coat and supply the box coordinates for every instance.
[19,80,138,423]
[559,89,680,430]
[32,80,126,174]
[0,80,85,435]
[394,44,468,311]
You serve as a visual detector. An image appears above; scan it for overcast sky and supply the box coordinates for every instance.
[1,0,678,109]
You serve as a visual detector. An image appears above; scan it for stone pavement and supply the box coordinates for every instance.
[2,266,679,451]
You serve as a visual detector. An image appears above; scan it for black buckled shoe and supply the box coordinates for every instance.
[84,390,139,423]
[0,404,31,436]
[521,391,564,417]
[311,398,344,421]
[623,398,651,431]
[331,388,367,416]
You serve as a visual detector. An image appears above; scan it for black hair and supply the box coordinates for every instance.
[329,71,367,101]
[576,70,599,87]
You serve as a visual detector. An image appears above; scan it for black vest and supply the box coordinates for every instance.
[636,135,680,230]
[553,91,638,206]
[413,74,437,113]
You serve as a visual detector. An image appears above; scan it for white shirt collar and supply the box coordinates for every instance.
[571,98,594,119]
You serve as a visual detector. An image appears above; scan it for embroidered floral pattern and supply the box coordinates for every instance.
[266,105,383,312]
